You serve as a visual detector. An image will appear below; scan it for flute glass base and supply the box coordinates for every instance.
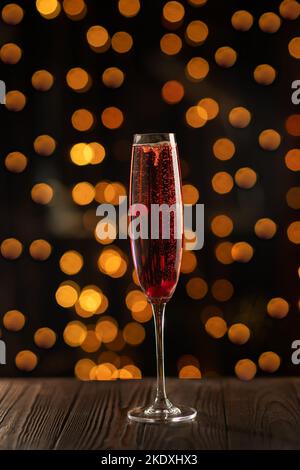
[127,404,197,423]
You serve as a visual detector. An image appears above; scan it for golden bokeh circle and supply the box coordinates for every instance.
[231,242,254,263]
[229,107,251,128]
[185,20,208,46]
[15,350,38,371]
[228,324,250,345]
[2,3,24,24]
[213,138,235,161]
[5,90,26,111]
[211,172,234,194]
[162,80,184,104]
[258,129,281,151]
[287,221,300,244]
[258,351,281,373]
[111,32,133,53]
[288,37,300,59]
[102,67,124,88]
[0,43,22,64]
[267,297,289,319]
[280,1,300,20]
[179,365,201,378]
[234,167,257,189]
[34,135,56,156]
[1,238,23,259]
[182,184,199,205]
[31,70,54,91]
[29,239,52,260]
[163,1,185,23]
[3,310,26,332]
[211,215,233,238]
[160,33,182,55]
[254,64,276,85]
[5,152,27,173]
[34,327,57,349]
[259,12,281,33]
[72,182,95,206]
[118,0,140,18]
[66,68,91,92]
[186,57,209,81]
[31,183,54,205]
[60,250,83,275]
[285,149,300,171]
[254,218,277,239]
[198,98,219,120]
[71,109,94,131]
[186,277,208,300]
[101,107,124,129]
[211,279,234,302]
[215,47,237,68]
[235,359,256,381]
[185,106,207,128]
[231,10,253,31]
[205,316,227,339]
[286,187,300,209]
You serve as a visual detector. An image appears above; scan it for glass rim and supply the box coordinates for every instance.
[133,133,176,145]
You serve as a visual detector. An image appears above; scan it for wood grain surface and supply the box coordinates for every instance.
[0,378,299,450]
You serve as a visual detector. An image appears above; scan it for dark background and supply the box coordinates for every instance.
[0,0,299,379]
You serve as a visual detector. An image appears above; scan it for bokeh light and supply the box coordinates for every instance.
[180,251,197,274]
[186,57,209,81]
[211,171,234,194]
[254,218,277,239]
[185,20,208,46]
[34,135,56,156]
[3,310,25,332]
[288,37,300,59]
[111,32,133,53]
[15,350,38,371]
[258,351,281,372]
[72,182,95,206]
[280,1,300,20]
[234,167,257,189]
[182,184,199,204]
[235,359,256,381]
[160,33,182,55]
[5,152,27,173]
[228,323,250,345]
[123,322,145,345]
[211,215,233,238]
[34,328,56,349]
[267,297,289,319]
[95,317,118,343]
[66,68,91,92]
[185,106,207,128]
[55,281,79,308]
[259,129,281,150]
[63,0,86,20]
[71,109,94,132]
[64,321,87,347]
[215,46,237,68]
[60,250,83,275]
[75,358,96,381]
[231,242,254,263]
[1,238,23,259]
[286,187,300,209]
[254,64,276,85]
[102,67,124,88]
[86,25,110,52]
[31,70,54,91]
[29,239,52,260]
[179,365,201,378]
[205,316,227,339]
[215,241,234,265]
[0,43,22,64]
[162,80,184,104]
[2,3,24,25]
[231,10,253,31]
[259,12,281,33]
[118,0,140,18]
[36,0,61,19]
[5,90,26,111]
[186,277,208,300]
[163,1,185,25]
[285,114,300,136]
[228,107,251,128]
[285,149,300,171]
[287,221,300,243]
[198,98,219,120]
[213,138,235,161]
[211,279,234,302]
[101,107,124,129]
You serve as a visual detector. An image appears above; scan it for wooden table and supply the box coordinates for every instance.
[0,377,300,450]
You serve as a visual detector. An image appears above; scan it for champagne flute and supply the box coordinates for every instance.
[128,133,197,423]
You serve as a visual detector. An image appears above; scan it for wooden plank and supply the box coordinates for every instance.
[55,378,227,450]
[223,378,300,450]
[0,379,41,450]
[14,379,82,450]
